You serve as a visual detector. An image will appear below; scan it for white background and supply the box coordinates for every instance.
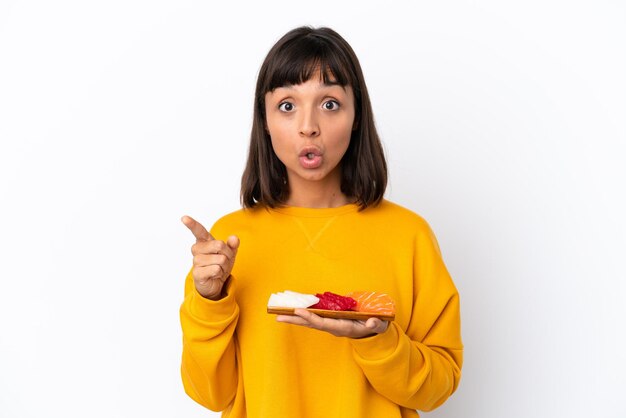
[1,1,625,417]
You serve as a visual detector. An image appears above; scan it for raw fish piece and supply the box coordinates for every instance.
[347,291,395,315]
[267,291,319,308]
[310,292,356,311]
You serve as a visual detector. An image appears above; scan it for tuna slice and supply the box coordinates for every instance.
[310,292,357,311]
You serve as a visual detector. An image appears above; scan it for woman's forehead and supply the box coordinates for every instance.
[266,59,351,92]
[269,66,350,91]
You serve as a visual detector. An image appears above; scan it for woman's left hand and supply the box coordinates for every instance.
[276,308,388,338]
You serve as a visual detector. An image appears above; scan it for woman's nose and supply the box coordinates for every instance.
[298,108,320,137]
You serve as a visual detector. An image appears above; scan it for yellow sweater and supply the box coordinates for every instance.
[180,200,463,417]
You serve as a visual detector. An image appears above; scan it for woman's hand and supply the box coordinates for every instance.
[182,215,239,300]
[276,309,388,338]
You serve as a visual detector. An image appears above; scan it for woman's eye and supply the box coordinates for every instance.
[323,100,340,110]
[278,102,294,112]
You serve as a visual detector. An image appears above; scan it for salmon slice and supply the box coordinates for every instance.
[347,291,395,315]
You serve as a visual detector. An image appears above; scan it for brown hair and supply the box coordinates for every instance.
[241,26,387,209]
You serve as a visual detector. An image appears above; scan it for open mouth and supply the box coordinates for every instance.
[299,148,323,169]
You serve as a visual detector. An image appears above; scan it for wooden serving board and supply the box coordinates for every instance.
[267,307,395,321]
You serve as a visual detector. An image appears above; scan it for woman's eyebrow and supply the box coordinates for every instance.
[273,81,347,93]
[322,80,342,87]
[321,83,350,94]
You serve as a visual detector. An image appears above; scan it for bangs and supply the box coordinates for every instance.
[262,34,355,92]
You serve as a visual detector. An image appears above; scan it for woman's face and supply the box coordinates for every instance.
[265,71,355,192]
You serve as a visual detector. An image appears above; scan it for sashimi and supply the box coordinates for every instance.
[347,291,396,316]
[267,290,396,320]
[310,292,356,311]
[267,291,319,308]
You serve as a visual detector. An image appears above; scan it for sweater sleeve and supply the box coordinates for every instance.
[179,269,239,411]
[349,221,463,412]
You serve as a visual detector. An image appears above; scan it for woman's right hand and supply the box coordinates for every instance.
[181,215,240,300]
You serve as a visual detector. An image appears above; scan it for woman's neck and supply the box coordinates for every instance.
[285,177,352,209]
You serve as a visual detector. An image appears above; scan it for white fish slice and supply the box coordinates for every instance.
[267,290,319,308]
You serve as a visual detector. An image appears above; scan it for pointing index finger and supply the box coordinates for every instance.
[181,215,214,242]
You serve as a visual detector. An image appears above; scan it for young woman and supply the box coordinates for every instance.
[180,26,463,418]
